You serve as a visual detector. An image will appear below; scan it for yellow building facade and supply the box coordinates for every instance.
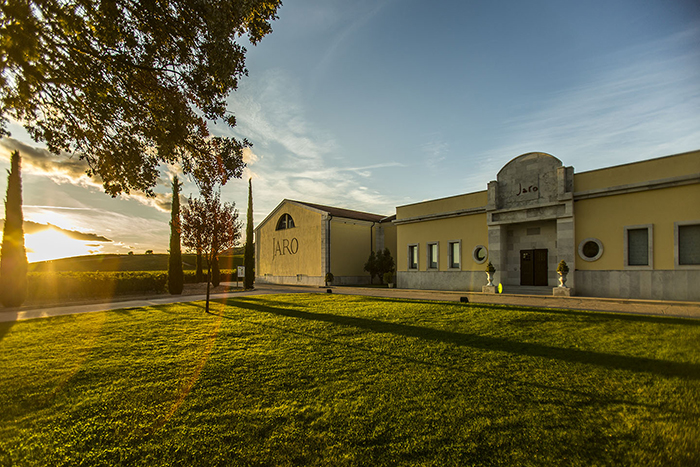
[395,150,700,301]
[257,150,699,301]
[255,200,396,286]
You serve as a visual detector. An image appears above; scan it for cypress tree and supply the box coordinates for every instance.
[0,151,28,307]
[196,252,203,282]
[244,178,255,289]
[168,176,184,294]
[212,255,221,287]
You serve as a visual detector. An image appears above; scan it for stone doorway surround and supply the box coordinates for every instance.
[485,152,576,291]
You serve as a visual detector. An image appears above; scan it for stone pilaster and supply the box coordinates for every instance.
[487,224,505,285]
[556,217,575,290]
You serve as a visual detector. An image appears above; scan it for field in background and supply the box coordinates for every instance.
[1,294,698,466]
[28,253,244,273]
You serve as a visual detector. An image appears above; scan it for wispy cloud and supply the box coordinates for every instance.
[0,137,175,212]
[463,25,700,190]
[222,69,406,218]
[310,0,398,89]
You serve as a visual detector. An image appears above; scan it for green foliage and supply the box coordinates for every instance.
[376,248,395,283]
[486,261,496,273]
[28,253,242,272]
[0,150,27,307]
[168,176,184,294]
[244,178,255,289]
[26,271,168,300]
[366,249,395,284]
[382,272,393,284]
[1,295,699,466]
[0,0,282,195]
[557,260,570,274]
[364,251,378,283]
[324,272,334,285]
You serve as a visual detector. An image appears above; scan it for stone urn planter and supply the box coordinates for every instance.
[485,261,496,287]
[556,260,569,288]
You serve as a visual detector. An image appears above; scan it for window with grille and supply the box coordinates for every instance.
[678,224,700,265]
[624,225,652,268]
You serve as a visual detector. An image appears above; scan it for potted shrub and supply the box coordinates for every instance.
[556,260,569,288]
[485,261,496,286]
[383,272,394,288]
[324,272,334,287]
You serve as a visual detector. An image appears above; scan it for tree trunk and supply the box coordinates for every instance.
[205,259,212,314]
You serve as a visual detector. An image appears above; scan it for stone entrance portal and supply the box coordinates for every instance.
[486,152,576,291]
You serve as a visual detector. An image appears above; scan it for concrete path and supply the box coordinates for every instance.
[1,283,699,323]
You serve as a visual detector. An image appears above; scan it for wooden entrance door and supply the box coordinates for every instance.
[520,249,548,286]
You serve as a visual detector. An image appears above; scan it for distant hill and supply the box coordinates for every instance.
[29,253,244,272]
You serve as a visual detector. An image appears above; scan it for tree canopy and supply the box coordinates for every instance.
[0,0,281,195]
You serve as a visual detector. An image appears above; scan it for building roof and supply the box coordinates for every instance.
[291,200,391,223]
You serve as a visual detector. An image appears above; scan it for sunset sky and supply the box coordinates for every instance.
[1,0,700,262]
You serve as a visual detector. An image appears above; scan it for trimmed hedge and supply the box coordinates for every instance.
[183,269,238,284]
[26,270,242,302]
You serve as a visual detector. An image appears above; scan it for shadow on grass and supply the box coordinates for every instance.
[240,314,694,415]
[351,295,700,326]
[0,321,13,343]
[223,297,700,380]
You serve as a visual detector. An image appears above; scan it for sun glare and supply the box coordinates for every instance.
[25,229,101,263]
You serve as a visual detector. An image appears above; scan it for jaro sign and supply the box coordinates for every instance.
[273,237,299,259]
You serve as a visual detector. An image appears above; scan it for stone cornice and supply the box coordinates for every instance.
[574,173,700,201]
[393,206,487,225]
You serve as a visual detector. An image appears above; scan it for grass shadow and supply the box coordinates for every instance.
[224,297,700,380]
[354,295,700,326]
[240,315,696,417]
[0,320,14,343]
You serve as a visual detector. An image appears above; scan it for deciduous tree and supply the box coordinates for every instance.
[168,176,184,294]
[0,151,27,307]
[0,0,281,195]
[182,191,241,313]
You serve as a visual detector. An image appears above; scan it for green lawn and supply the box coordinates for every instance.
[1,295,699,466]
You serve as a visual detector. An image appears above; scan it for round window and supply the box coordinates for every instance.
[472,245,488,264]
[578,238,604,262]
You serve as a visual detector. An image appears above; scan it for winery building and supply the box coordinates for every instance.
[257,150,700,301]
[255,200,396,286]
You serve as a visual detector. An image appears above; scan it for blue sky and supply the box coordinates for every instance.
[1,0,699,260]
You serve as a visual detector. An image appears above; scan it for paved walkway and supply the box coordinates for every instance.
[1,283,699,322]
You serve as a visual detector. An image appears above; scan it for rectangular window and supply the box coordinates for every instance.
[448,241,461,269]
[624,224,653,269]
[628,229,648,265]
[678,223,700,266]
[408,244,418,270]
[427,242,438,269]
